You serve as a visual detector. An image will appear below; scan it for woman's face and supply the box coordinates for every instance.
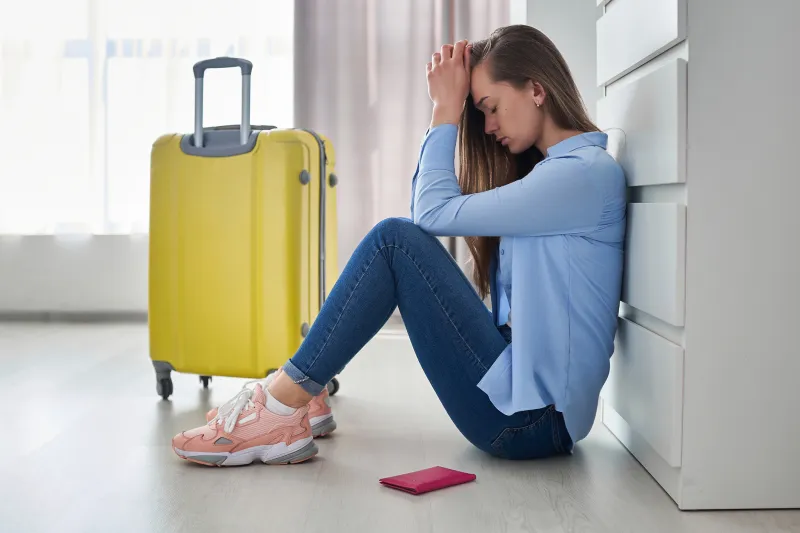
[469,62,544,154]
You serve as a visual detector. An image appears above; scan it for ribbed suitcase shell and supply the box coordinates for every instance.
[148,127,338,382]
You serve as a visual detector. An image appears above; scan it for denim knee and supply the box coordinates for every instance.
[370,217,427,245]
[372,216,415,234]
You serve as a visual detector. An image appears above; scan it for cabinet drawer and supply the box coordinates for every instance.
[597,0,686,85]
[602,317,684,467]
[597,59,687,187]
[622,202,686,326]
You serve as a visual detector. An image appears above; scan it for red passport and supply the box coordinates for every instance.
[379,466,476,495]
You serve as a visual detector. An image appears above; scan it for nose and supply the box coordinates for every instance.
[484,116,498,135]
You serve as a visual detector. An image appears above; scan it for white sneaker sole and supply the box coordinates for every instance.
[310,413,337,438]
[174,437,317,467]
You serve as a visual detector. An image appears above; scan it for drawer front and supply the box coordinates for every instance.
[602,317,684,467]
[622,202,686,326]
[597,0,686,85]
[597,59,687,187]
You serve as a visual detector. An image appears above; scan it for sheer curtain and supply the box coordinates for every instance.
[0,0,507,313]
[0,0,294,236]
[294,0,509,271]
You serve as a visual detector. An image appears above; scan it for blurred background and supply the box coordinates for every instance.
[0,0,514,316]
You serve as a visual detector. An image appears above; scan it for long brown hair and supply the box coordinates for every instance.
[459,25,599,298]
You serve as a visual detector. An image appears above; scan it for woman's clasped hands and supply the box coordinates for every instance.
[426,39,472,127]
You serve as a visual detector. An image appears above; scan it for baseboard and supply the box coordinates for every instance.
[0,310,402,329]
[0,311,148,323]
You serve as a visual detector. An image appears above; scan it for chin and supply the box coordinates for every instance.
[506,142,525,155]
[509,139,536,155]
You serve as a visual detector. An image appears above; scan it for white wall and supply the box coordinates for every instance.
[680,0,800,509]
[524,0,600,120]
[0,236,148,314]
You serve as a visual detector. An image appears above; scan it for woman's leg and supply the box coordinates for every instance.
[273,217,570,458]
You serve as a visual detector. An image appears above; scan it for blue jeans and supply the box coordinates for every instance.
[283,217,572,459]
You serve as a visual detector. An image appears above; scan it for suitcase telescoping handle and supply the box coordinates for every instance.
[192,57,253,148]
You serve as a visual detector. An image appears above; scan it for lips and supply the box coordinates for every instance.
[498,137,510,146]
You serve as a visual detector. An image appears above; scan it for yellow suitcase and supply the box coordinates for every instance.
[148,57,339,400]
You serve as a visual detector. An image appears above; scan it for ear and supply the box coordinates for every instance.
[531,81,547,107]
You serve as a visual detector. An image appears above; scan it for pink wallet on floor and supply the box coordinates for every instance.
[379,466,477,495]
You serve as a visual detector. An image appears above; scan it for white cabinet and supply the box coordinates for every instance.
[596,0,686,85]
[602,318,684,467]
[595,0,800,510]
[620,202,686,327]
[596,60,687,187]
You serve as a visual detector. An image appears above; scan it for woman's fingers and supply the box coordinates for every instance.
[426,61,432,76]
[440,44,454,60]
[430,41,469,73]
[453,40,468,65]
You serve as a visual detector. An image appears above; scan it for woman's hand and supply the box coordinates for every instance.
[427,40,471,127]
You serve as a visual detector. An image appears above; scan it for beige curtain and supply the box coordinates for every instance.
[294,0,509,273]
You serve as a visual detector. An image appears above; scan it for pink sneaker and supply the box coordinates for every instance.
[173,382,317,466]
[205,378,337,438]
[308,386,337,438]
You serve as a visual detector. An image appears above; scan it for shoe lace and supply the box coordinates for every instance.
[211,379,266,434]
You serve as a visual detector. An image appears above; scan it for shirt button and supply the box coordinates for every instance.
[500,249,505,255]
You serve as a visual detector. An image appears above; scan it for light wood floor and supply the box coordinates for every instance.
[1,322,798,533]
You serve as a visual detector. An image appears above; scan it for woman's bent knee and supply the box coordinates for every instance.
[370,217,430,243]
[373,216,416,234]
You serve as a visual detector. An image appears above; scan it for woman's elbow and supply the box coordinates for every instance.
[413,213,433,232]
[415,210,458,237]
[413,209,439,234]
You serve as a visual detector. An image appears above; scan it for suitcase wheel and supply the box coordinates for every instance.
[157,377,174,400]
[327,377,340,396]
[200,376,212,389]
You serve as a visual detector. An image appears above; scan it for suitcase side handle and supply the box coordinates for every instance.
[192,57,253,149]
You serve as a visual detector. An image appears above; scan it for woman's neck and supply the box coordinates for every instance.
[535,119,585,156]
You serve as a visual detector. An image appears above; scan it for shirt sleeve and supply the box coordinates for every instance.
[409,128,431,221]
[410,158,420,221]
[412,124,606,237]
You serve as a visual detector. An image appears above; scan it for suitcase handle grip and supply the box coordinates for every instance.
[192,57,253,148]
[193,57,253,78]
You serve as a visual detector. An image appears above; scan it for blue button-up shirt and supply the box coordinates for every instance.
[410,125,626,444]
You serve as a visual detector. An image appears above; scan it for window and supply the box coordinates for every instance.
[0,0,294,235]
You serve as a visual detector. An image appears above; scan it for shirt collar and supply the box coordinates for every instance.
[545,131,608,158]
